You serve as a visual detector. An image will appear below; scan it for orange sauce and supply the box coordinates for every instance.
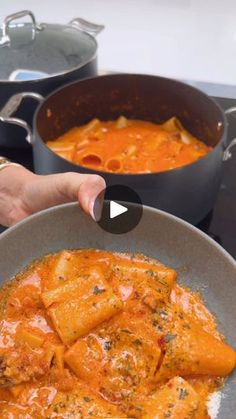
[0,250,234,418]
[46,116,212,174]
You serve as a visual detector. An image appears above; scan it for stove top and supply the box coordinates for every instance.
[0,95,236,259]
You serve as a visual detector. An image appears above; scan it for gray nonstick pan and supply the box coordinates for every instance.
[0,202,235,418]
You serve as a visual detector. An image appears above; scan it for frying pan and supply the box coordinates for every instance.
[0,202,235,418]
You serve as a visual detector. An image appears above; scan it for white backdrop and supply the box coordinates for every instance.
[1,0,236,86]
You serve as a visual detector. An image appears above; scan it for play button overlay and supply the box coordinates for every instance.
[94,185,143,234]
[110,201,128,219]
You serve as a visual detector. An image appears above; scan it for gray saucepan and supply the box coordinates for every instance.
[0,202,235,418]
[1,74,236,224]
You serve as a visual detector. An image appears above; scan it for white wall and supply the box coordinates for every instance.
[1,0,236,86]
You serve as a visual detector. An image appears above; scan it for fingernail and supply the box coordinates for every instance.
[88,199,96,221]
[89,194,103,222]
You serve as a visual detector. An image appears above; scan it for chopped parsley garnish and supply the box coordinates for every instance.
[146,269,155,277]
[179,388,189,400]
[158,309,168,318]
[164,333,177,343]
[134,405,142,411]
[93,285,106,295]
[104,340,112,351]
[157,278,168,287]
[133,339,142,346]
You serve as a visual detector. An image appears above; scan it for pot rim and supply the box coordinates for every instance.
[33,73,228,177]
[0,22,98,84]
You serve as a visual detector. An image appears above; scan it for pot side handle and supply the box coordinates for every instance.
[0,92,43,144]
[68,18,104,37]
[223,107,236,161]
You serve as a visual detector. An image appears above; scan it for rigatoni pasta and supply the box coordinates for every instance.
[47,116,212,173]
[0,249,235,418]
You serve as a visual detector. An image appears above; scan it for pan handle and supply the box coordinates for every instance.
[68,18,104,37]
[223,138,236,161]
[223,107,236,161]
[0,10,43,47]
[225,106,236,116]
[0,92,43,144]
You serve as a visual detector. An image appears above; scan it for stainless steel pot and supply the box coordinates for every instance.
[0,10,104,147]
[0,74,236,224]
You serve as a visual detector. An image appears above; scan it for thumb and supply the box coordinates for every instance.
[25,172,106,219]
[53,172,106,219]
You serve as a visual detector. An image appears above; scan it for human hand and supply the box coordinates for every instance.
[0,166,105,227]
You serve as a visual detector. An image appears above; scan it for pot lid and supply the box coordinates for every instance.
[0,10,104,82]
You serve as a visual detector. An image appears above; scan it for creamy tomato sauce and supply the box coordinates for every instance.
[0,250,235,418]
[46,116,212,174]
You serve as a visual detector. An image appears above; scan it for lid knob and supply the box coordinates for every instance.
[0,10,43,47]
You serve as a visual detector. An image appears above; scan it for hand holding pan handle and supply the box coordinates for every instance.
[0,10,43,47]
[223,107,236,161]
[0,92,43,144]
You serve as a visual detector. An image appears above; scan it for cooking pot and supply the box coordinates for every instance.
[0,202,235,418]
[0,10,103,147]
[0,74,236,224]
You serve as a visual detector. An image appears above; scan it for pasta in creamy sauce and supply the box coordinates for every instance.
[46,116,212,174]
[0,249,235,418]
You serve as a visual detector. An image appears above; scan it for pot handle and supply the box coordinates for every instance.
[223,107,236,161]
[0,92,44,144]
[68,18,104,36]
[223,138,236,161]
[0,10,43,47]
